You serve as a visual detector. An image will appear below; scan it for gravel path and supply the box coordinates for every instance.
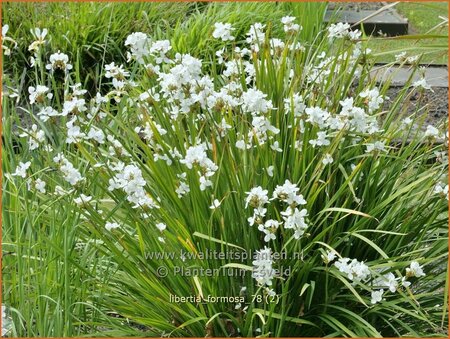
[328,2,386,11]
[385,87,448,126]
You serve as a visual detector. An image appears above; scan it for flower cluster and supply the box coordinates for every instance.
[108,162,158,209]
[124,32,151,63]
[246,181,309,295]
[53,153,84,186]
[252,246,276,288]
[327,22,361,40]
[328,252,427,305]
[246,180,309,242]
[212,22,235,41]
[334,257,371,283]
[281,16,302,33]
[180,143,218,191]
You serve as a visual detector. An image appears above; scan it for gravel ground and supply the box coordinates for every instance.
[328,2,386,11]
[385,87,448,126]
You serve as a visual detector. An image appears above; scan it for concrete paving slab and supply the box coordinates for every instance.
[325,9,408,36]
[370,65,448,88]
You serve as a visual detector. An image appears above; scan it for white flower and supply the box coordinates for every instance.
[176,180,190,198]
[54,153,84,186]
[424,125,441,138]
[19,124,45,150]
[309,131,330,147]
[54,185,67,196]
[68,83,87,98]
[322,250,337,264]
[46,51,73,72]
[246,23,266,48]
[217,118,232,137]
[242,89,273,114]
[209,199,221,209]
[433,182,448,200]
[371,289,384,304]
[395,52,419,64]
[281,207,308,239]
[305,106,330,128]
[66,118,86,144]
[12,161,31,178]
[252,246,275,286]
[180,143,215,170]
[334,257,371,282]
[156,222,167,232]
[401,276,411,288]
[359,88,384,113]
[104,62,130,79]
[406,261,426,278]
[235,140,249,150]
[61,97,87,116]
[87,128,105,144]
[322,153,333,165]
[266,166,274,177]
[199,175,213,191]
[150,40,172,64]
[339,97,380,134]
[125,32,151,63]
[180,143,218,190]
[34,178,46,193]
[284,93,306,117]
[249,116,280,145]
[266,288,276,297]
[365,141,386,153]
[28,27,48,53]
[212,22,235,41]
[328,22,360,40]
[245,186,269,209]
[413,78,433,91]
[37,106,60,122]
[74,194,93,206]
[373,272,398,293]
[28,85,53,104]
[270,141,282,152]
[1,304,11,336]
[105,222,120,231]
[402,116,413,128]
[269,38,285,54]
[258,219,280,242]
[273,180,306,206]
[2,24,17,56]
[281,16,301,33]
[108,164,157,209]
[2,25,9,39]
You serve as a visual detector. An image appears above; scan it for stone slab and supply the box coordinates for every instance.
[325,9,408,36]
[370,65,448,88]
